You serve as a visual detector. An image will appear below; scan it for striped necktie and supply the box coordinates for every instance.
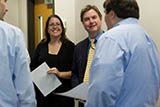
[83,39,95,84]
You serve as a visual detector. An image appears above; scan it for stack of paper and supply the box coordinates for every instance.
[31,62,89,100]
[31,62,62,96]
[55,82,88,100]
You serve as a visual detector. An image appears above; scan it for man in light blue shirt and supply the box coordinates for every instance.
[86,0,160,107]
[0,0,36,106]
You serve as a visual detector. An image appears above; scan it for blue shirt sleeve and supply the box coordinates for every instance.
[86,35,124,107]
[13,29,36,107]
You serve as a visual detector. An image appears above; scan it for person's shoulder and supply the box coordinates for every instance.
[76,37,88,47]
[0,21,21,32]
[77,37,88,45]
[0,20,9,27]
[64,39,75,47]
[36,39,47,48]
[102,26,124,40]
[0,21,23,40]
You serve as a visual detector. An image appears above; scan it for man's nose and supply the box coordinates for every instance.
[89,18,94,23]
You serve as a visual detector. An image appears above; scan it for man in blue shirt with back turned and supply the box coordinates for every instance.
[0,0,36,106]
[86,0,160,107]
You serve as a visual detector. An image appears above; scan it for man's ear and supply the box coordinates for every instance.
[109,10,116,19]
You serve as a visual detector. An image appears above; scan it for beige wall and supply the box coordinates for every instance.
[55,0,76,42]
[4,0,28,47]
[137,0,160,54]
[4,0,19,26]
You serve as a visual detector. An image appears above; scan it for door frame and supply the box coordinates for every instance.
[27,0,55,58]
[27,0,35,59]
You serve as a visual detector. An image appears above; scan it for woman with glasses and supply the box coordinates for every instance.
[30,14,75,107]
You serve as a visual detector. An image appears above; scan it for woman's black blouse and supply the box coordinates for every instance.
[30,40,75,107]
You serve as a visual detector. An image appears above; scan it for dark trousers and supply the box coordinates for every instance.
[79,102,84,107]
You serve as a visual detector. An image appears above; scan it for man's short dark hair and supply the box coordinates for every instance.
[103,0,139,19]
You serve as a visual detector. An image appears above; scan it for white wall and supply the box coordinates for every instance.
[137,0,160,53]
[4,0,28,47]
[55,0,76,43]
[18,0,28,45]
[4,0,19,26]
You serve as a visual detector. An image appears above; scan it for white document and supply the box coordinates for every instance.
[55,82,88,100]
[31,62,62,97]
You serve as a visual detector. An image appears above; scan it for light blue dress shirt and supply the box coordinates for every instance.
[85,18,160,107]
[0,20,36,107]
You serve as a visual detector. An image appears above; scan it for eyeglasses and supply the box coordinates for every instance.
[49,22,61,27]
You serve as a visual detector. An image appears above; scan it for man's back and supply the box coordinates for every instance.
[86,18,160,107]
[0,20,36,107]
[112,18,160,107]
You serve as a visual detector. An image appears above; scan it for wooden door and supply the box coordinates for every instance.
[34,0,52,47]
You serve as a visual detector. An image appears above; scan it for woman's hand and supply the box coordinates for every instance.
[47,67,61,77]
[47,67,72,79]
